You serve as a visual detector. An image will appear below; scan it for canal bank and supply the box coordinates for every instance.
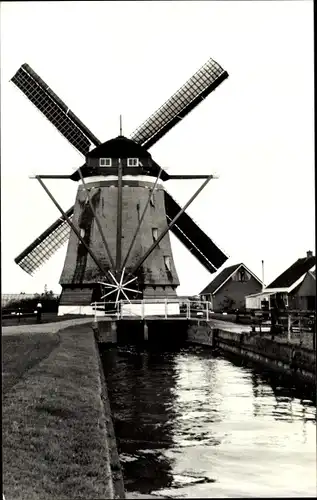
[5,314,312,498]
[187,320,316,388]
[99,342,316,498]
[2,320,124,500]
[93,316,315,388]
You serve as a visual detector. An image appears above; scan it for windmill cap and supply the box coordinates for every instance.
[86,135,152,159]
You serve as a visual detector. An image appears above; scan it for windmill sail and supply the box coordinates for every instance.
[164,191,228,273]
[130,57,228,149]
[15,207,74,275]
[11,64,101,156]
[12,56,229,306]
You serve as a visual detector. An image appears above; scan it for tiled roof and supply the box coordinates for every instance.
[200,263,242,295]
[267,255,315,289]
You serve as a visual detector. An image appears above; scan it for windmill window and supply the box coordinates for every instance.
[164,256,171,271]
[152,228,158,242]
[127,158,139,167]
[80,229,85,238]
[99,158,112,167]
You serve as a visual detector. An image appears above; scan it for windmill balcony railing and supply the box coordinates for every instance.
[90,298,213,322]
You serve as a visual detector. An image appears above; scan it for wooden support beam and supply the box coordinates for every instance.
[130,175,214,276]
[166,174,217,180]
[35,176,108,278]
[121,167,162,272]
[115,159,123,273]
[29,175,71,179]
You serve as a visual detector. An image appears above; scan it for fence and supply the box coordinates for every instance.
[1,307,38,324]
[248,309,316,349]
[91,298,213,322]
[90,302,315,349]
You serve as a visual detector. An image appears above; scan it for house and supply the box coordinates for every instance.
[245,290,276,310]
[199,263,263,311]
[245,251,315,310]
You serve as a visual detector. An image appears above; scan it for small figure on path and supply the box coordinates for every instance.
[36,302,42,323]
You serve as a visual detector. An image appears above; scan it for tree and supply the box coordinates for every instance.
[2,293,59,313]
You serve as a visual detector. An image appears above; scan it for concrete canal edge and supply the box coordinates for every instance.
[2,319,125,500]
[187,320,316,387]
[93,332,126,498]
[81,317,315,388]
[92,317,118,343]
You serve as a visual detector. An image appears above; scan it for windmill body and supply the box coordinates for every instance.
[11,58,230,316]
[59,136,179,313]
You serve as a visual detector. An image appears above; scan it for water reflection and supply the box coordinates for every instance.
[100,344,316,498]
[101,346,178,493]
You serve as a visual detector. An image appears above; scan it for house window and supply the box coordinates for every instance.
[152,228,158,242]
[239,269,247,282]
[99,158,112,167]
[127,158,139,167]
[164,256,171,271]
[233,268,250,282]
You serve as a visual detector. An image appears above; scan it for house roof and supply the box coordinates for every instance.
[245,291,276,299]
[86,135,152,159]
[290,281,302,296]
[200,263,262,295]
[266,255,315,289]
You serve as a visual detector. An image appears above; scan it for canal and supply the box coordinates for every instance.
[100,343,316,498]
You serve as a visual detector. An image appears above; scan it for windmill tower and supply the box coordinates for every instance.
[12,58,229,315]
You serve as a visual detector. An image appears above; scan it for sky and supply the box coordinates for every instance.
[0,0,314,296]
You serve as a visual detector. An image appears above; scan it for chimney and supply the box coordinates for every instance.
[306,250,313,258]
[261,260,265,291]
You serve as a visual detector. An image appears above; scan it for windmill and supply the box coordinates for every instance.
[12,57,229,315]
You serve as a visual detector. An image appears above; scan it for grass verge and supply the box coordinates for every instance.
[2,332,60,394]
[2,325,115,500]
